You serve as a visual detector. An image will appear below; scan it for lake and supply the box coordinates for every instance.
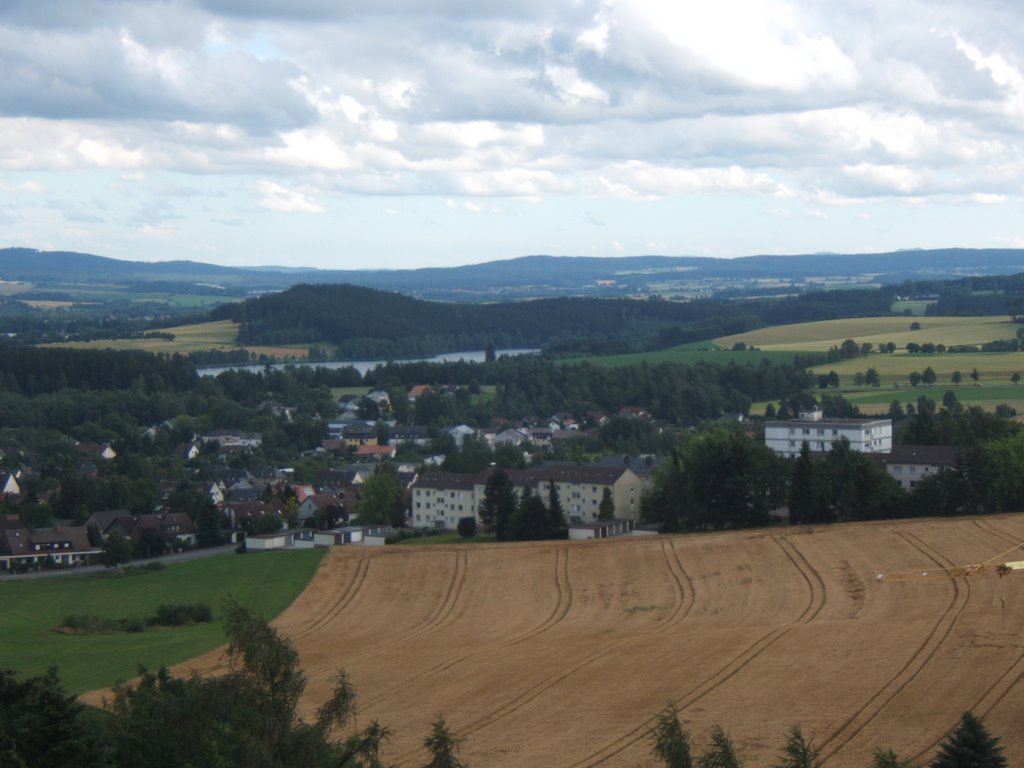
[196,348,539,377]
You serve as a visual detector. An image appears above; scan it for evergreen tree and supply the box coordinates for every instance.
[598,487,615,519]
[650,703,692,768]
[507,489,551,541]
[196,503,224,547]
[545,480,567,533]
[788,442,814,525]
[929,711,1006,768]
[697,725,742,768]
[479,468,517,540]
[773,725,822,768]
[422,714,468,768]
[872,747,917,768]
[0,667,111,768]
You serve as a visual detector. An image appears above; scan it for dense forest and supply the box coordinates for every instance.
[212,282,898,357]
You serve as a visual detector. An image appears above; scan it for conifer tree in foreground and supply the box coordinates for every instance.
[773,725,822,768]
[929,711,1006,768]
[422,714,468,768]
[696,725,743,768]
[649,702,693,768]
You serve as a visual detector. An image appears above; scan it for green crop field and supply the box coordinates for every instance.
[891,300,935,316]
[716,315,1017,351]
[0,549,324,694]
[570,347,800,367]
[811,351,1024,387]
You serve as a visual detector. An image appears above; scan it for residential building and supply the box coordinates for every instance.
[870,444,959,490]
[410,464,642,530]
[0,524,100,571]
[764,408,892,458]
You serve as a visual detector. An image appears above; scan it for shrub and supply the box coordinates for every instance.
[149,603,214,627]
[457,517,477,538]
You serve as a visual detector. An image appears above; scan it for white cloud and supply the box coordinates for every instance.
[257,180,325,212]
[1,0,1023,267]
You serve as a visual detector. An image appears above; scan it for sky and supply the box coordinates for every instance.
[1,0,1023,270]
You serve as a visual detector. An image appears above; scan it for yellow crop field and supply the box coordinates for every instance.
[85,519,1024,768]
[716,315,1017,352]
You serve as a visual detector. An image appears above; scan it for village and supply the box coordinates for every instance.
[0,376,971,573]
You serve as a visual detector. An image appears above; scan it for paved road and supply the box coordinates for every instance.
[0,543,238,581]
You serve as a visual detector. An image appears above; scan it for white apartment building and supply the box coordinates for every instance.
[410,464,642,530]
[764,408,892,458]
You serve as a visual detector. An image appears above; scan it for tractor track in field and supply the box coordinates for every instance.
[565,534,824,768]
[818,528,970,763]
[291,554,372,641]
[391,540,698,767]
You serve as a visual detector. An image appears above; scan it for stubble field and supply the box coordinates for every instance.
[129,517,1024,768]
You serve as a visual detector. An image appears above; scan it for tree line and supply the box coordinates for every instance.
[649,702,1007,768]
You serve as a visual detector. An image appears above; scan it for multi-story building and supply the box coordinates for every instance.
[870,444,959,490]
[764,407,892,458]
[410,464,642,530]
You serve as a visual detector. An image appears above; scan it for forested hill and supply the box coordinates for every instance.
[6,246,1024,302]
[210,282,898,357]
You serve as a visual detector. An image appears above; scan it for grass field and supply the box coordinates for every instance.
[0,549,324,694]
[755,383,1024,416]
[716,315,1018,351]
[45,320,315,360]
[572,347,800,367]
[891,300,935,316]
[810,350,1024,385]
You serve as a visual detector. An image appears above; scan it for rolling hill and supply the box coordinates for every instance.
[89,516,1024,768]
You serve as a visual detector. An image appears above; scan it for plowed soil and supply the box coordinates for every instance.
[140,516,1024,767]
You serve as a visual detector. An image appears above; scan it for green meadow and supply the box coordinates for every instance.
[571,347,800,367]
[0,549,324,694]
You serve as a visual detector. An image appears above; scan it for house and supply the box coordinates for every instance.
[0,525,100,571]
[200,431,262,450]
[77,442,117,461]
[223,500,285,531]
[337,395,361,413]
[764,408,893,458]
[410,463,643,530]
[448,424,477,447]
[298,493,347,526]
[176,442,201,461]
[388,425,430,447]
[83,509,135,539]
[84,510,198,549]
[1,473,21,496]
[342,423,378,447]
[407,384,431,401]
[491,428,528,448]
[870,444,959,490]
[355,444,396,461]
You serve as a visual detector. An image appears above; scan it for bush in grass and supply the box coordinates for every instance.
[62,614,119,633]
[149,603,214,627]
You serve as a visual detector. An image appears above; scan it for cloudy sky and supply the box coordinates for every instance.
[1,0,1023,269]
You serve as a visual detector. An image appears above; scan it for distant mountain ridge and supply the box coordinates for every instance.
[3,246,1024,300]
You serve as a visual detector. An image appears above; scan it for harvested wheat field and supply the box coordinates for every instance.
[170,516,1024,767]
